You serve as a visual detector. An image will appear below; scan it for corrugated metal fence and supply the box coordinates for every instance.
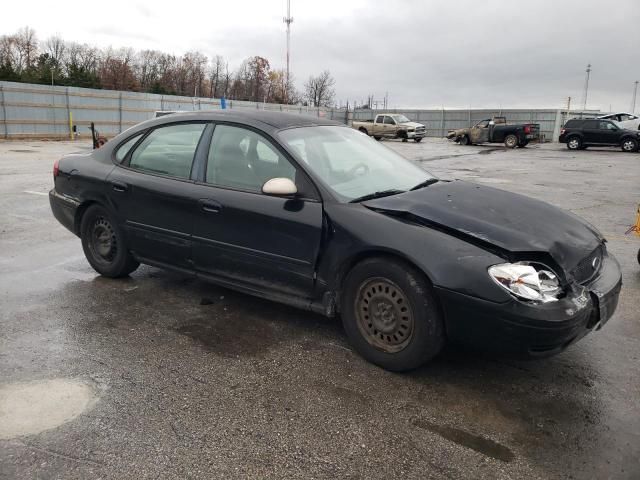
[0,80,595,141]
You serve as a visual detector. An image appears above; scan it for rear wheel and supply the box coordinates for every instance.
[80,204,139,278]
[459,135,470,146]
[342,257,444,372]
[504,134,518,148]
[358,127,368,136]
[373,136,382,141]
[621,138,638,152]
[566,136,582,150]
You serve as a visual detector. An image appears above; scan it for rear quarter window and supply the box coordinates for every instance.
[115,133,144,163]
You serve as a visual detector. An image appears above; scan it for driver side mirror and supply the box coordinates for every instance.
[262,177,297,196]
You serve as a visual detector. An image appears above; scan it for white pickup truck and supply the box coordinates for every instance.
[352,114,427,142]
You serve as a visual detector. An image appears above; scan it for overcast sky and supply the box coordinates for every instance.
[2,0,639,110]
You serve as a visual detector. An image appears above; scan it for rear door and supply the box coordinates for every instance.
[191,123,323,297]
[582,120,601,143]
[107,122,210,269]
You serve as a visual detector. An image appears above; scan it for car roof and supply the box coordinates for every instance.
[139,110,343,131]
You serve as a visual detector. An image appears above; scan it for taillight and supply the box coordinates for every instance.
[53,159,60,178]
[524,125,531,134]
[560,128,566,135]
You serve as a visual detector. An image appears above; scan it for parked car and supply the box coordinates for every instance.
[49,111,622,371]
[596,112,640,130]
[352,114,426,142]
[559,119,640,152]
[446,116,540,148]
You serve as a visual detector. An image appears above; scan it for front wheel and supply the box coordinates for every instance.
[80,204,139,278]
[504,134,518,148]
[621,138,638,152]
[459,135,470,146]
[342,257,444,372]
[414,137,423,143]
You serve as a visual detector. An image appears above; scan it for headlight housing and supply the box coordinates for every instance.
[488,263,562,303]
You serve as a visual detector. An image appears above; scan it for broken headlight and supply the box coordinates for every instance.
[488,263,562,303]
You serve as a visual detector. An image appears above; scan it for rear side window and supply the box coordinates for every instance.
[583,120,599,129]
[115,133,143,163]
[564,120,583,128]
[129,123,206,179]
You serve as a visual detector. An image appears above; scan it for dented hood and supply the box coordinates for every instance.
[363,180,602,271]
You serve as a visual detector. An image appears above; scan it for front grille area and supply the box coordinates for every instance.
[571,244,604,285]
[415,127,426,134]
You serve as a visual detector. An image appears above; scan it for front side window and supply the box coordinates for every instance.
[206,124,295,192]
[476,120,490,128]
[383,116,396,125]
[279,126,435,202]
[129,123,206,179]
[600,121,618,130]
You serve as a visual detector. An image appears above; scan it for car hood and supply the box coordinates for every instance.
[363,180,603,272]
[399,122,424,128]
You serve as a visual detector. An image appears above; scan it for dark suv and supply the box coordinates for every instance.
[559,119,639,152]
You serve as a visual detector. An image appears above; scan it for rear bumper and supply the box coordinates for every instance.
[49,189,79,236]
[437,252,622,357]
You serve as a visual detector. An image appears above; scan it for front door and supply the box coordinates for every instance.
[597,120,621,145]
[107,122,209,269]
[469,120,490,143]
[192,124,323,297]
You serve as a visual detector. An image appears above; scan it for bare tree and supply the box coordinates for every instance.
[14,26,38,72]
[305,70,336,107]
[44,36,65,66]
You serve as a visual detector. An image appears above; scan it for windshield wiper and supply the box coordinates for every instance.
[410,178,439,191]
[349,189,406,203]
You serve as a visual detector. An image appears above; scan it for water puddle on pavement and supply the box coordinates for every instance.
[0,379,97,439]
[413,418,515,462]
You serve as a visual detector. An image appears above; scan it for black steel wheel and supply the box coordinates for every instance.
[459,135,470,146]
[80,204,139,278]
[342,257,444,371]
[355,278,414,354]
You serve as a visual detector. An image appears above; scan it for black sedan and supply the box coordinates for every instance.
[50,111,622,371]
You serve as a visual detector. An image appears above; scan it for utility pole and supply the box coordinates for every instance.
[631,80,639,114]
[283,0,293,104]
[581,64,591,112]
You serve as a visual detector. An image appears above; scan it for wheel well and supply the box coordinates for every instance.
[358,127,368,135]
[335,251,437,310]
[74,200,99,235]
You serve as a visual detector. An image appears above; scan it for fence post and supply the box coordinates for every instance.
[440,108,445,138]
[468,108,471,127]
[161,95,164,111]
[118,92,123,133]
[65,87,72,140]
[0,85,7,139]
[551,109,563,143]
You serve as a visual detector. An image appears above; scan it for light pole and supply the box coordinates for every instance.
[581,64,591,112]
[283,0,293,104]
[632,80,639,114]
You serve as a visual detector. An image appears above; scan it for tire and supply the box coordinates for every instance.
[373,136,382,141]
[341,257,444,372]
[504,134,518,148]
[80,204,139,278]
[459,135,470,146]
[621,137,638,152]
[637,248,640,266]
[414,137,422,143]
[399,131,408,142]
[358,127,368,136]
[566,136,582,150]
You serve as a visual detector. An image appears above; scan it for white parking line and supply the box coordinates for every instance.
[23,190,48,196]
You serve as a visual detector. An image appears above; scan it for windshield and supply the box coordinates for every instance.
[392,115,411,123]
[279,126,435,202]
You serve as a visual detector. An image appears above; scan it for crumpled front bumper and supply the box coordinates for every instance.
[436,251,622,357]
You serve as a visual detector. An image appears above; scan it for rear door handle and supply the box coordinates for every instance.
[111,181,128,192]
[199,199,222,214]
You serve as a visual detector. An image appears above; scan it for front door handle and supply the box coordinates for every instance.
[111,181,128,192]
[199,199,222,214]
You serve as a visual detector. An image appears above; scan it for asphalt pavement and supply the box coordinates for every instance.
[1,138,638,479]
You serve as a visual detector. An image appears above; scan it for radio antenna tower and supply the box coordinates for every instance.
[581,64,591,112]
[283,0,293,102]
